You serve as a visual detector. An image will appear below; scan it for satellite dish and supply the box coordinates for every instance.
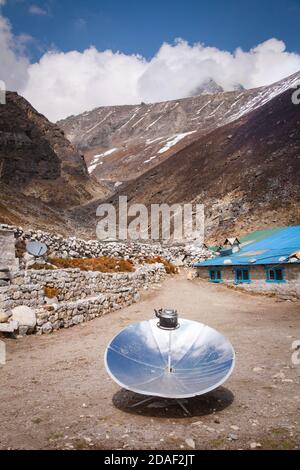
[26,240,47,257]
[105,314,235,399]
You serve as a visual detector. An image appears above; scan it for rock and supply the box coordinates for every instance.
[18,325,29,337]
[45,296,58,305]
[0,271,10,280]
[0,311,12,323]
[250,442,261,449]
[187,271,195,280]
[272,371,285,380]
[41,322,53,334]
[0,320,19,333]
[228,434,238,441]
[253,367,264,373]
[185,438,195,449]
[230,425,240,431]
[11,306,36,329]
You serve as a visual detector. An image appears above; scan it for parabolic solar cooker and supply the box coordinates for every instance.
[105,309,235,412]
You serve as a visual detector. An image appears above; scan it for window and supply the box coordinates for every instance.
[234,268,250,283]
[266,267,285,283]
[209,269,222,282]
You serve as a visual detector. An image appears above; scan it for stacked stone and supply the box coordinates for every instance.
[0,224,210,266]
[0,263,166,335]
[36,291,137,335]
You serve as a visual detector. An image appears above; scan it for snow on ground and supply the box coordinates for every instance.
[206,101,224,118]
[144,131,196,163]
[157,131,196,154]
[228,74,300,123]
[84,111,112,135]
[196,100,211,115]
[88,148,118,173]
[145,115,163,130]
[146,136,165,145]
[118,108,139,131]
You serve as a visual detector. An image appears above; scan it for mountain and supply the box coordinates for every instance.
[111,87,300,243]
[1,72,299,241]
[59,71,300,191]
[189,79,224,96]
[70,74,300,242]
[0,92,110,233]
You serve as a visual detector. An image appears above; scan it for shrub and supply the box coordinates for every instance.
[30,263,55,270]
[44,286,60,298]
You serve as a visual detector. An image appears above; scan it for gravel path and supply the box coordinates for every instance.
[0,273,299,450]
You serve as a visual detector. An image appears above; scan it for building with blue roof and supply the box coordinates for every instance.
[194,226,300,297]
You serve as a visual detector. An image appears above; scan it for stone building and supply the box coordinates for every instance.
[194,226,300,298]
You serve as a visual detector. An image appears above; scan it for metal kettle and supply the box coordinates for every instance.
[155,308,179,330]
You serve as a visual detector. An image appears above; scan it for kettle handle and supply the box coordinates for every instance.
[154,308,162,318]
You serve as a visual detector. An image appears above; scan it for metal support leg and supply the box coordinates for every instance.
[129,396,154,408]
[176,399,191,416]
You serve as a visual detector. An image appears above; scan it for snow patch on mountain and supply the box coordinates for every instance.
[88,148,118,173]
[158,131,196,154]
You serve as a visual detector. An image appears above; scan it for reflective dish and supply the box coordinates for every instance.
[105,318,235,399]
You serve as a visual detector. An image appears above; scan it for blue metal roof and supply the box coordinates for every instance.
[194,226,300,267]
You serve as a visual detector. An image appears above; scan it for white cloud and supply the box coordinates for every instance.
[1,14,300,121]
[0,15,30,91]
[29,5,48,16]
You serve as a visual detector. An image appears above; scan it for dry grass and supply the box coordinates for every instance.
[30,263,56,270]
[141,256,178,274]
[47,257,135,273]
[44,286,60,298]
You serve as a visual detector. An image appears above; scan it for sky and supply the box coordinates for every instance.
[1,0,300,121]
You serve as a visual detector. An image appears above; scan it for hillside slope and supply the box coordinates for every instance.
[71,87,300,242]
[59,71,300,188]
[0,92,110,233]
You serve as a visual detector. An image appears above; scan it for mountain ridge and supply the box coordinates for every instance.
[58,71,300,188]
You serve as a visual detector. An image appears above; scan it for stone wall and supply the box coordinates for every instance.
[0,263,166,334]
[0,223,210,267]
[196,264,300,298]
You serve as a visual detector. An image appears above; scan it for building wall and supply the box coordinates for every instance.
[196,264,300,298]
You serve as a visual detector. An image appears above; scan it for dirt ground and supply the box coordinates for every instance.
[0,273,299,450]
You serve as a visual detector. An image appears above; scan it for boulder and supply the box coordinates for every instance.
[0,271,10,280]
[11,305,36,332]
[0,311,12,323]
[41,322,53,334]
